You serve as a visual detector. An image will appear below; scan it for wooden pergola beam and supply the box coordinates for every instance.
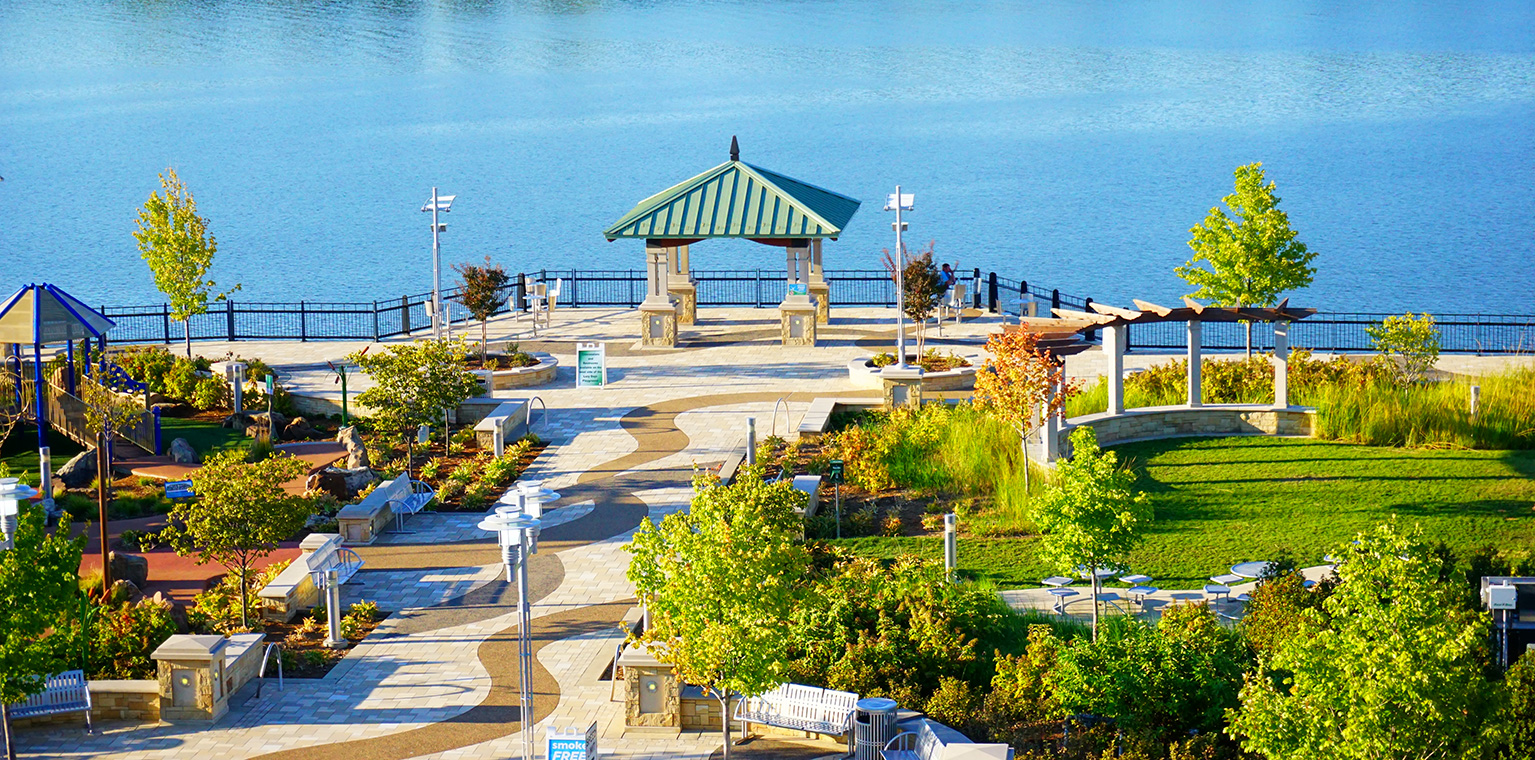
[1182,296,1205,315]
[1051,308,1115,325]
[1089,302,1144,320]
[1132,299,1172,317]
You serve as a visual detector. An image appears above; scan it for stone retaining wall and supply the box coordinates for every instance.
[1054,404,1316,456]
[10,681,161,728]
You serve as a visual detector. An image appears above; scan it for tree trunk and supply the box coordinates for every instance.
[718,691,733,759]
[96,434,111,591]
[1090,565,1101,641]
[1018,424,1030,494]
[481,320,489,364]
[1245,320,1253,358]
[239,564,249,631]
[184,319,192,358]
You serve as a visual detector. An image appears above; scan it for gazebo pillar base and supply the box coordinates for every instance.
[639,300,679,348]
[667,282,697,325]
[880,366,924,411]
[808,282,830,324]
[779,301,818,347]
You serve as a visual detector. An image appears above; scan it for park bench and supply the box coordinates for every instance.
[337,474,435,543]
[11,670,92,733]
[883,718,1011,760]
[384,477,437,531]
[734,683,858,749]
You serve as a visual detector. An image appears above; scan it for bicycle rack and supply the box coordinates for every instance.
[526,396,548,431]
[255,643,283,698]
[770,397,791,438]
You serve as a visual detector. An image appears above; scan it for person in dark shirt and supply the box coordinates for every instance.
[938,263,956,292]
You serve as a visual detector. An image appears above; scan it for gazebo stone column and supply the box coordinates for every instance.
[666,245,697,325]
[880,365,924,410]
[1272,321,1290,407]
[807,239,830,324]
[779,241,817,347]
[1186,320,1203,407]
[153,635,229,723]
[1104,325,1125,416]
[640,242,678,347]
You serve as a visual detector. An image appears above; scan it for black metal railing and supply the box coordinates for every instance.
[95,272,1535,354]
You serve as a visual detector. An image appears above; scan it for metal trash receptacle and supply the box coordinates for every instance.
[853,697,899,760]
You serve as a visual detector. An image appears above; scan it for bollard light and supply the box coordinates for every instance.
[1,478,39,550]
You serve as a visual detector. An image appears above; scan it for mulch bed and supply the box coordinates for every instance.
[372,435,549,512]
[262,612,390,678]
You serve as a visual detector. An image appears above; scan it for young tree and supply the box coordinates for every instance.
[1,505,84,758]
[80,378,145,589]
[625,470,810,759]
[162,450,309,630]
[134,168,239,357]
[1176,162,1316,355]
[1365,312,1440,384]
[972,330,1076,492]
[881,242,947,357]
[350,338,482,440]
[454,256,511,363]
[1032,427,1151,639]
[1226,521,1502,759]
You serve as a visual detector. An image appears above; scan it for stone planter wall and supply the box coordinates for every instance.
[847,358,978,392]
[1053,404,1318,458]
[10,681,161,728]
[473,353,558,391]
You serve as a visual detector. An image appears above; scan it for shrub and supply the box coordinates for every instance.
[88,597,179,679]
[347,600,381,623]
[110,346,178,392]
[870,352,897,368]
[190,374,231,410]
[1366,312,1440,384]
[437,479,466,503]
[420,457,446,480]
[880,511,904,537]
[187,560,290,634]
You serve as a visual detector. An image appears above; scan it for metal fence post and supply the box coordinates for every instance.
[971,268,981,309]
[988,272,998,312]
[1051,289,1060,315]
[756,270,763,308]
[372,301,380,342]
[226,299,236,342]
[162,304,171,344]
[401,295,411,335]
[1084,298,1096,342]
[152,406,162,456]
[515,274,526,312]
[570,271,578,308]
[300,301,308,342]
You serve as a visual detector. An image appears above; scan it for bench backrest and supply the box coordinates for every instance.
[15,670,89,714]
[760,683,857,728]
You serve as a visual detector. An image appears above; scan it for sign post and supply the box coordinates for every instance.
[827,459,844,539]
[576,342,607,388]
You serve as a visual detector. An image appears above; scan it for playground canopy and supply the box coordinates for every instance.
[0,283,115,344]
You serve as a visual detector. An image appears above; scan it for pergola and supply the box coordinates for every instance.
[0,283,116,449]
[604,138,861,347]
[1011,296,1316,457]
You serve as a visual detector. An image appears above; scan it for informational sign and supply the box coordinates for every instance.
[827,459,845,485]
[164,480,195,500]
[786,282,808,297]
[264,374,275,395]
[576,342,607,388]
[546,722,597,760]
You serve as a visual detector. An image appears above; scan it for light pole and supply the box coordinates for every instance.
[479,483,558,760]
[421,188,457,340]
[1,477,38,760]
[885,188,914,367]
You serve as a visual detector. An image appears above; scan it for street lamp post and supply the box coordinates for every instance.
[885,188,915,368]
[1,478,39,760]
[479,483,557,760]
[421,188,457,340]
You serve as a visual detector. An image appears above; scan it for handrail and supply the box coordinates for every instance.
[770,397,790,438]
[526,396,547,431]
[255,643,283,698]
[610,640,625,702]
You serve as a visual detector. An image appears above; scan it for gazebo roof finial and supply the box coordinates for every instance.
[730,135,739,162]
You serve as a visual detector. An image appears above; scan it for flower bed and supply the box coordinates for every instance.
[847,351,978,392]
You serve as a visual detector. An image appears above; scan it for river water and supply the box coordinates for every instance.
[1,0,1532,313]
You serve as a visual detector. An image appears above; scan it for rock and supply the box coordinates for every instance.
[152,593,191,633]
[109,551,150,588]
[221,412,255,431]
[246,422,280,442]
[106,579,143,605]
[284,417,319,441]
[252,410,290,429]
[336,426,370,469]
[306,469,349,500]
[57,449,97,488]
[168,438,199,464]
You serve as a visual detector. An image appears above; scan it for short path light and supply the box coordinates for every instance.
[0,478,38,551]
[479,505,546,760]
[308,564,347,649]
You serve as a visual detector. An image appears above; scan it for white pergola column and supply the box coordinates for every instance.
[1042,374,1062,462]
[1104,324,1124,415]
[1273,321,1290,407]
[807,239,831,324]
[781,243,811,305]
[676,244,692,281]
[640,242,678,346]
[809,239,825,283]
[1187,320,1203,407]
[643,243,671,306]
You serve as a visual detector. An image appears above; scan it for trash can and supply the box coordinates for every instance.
[853,697,899,760]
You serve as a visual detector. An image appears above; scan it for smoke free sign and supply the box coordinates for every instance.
[547,737,594,760]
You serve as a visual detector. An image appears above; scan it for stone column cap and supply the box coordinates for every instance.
[778,301,816,313]
[639,299,678,313]
[152,634,228,662]
[880,366,925,380]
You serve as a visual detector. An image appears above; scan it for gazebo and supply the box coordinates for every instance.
[604,137,862,347]
[0,283,117,449]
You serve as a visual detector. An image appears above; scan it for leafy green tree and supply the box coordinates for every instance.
[881,242,947,356]
[625,469,810,759]
[1365,312,1441,384]
[973,329,1076,492]
[1050,603,1249,744]
[1176,162,1316,355]
[1032,426,1151,638]
[350,338,482,439]
[980,624,1065,747]
[134,168,238,357]
[1237,570,1331,659]
[162,450,309,630]
[1226,521,1501,759]
[454,256,511,363]
[2,505,84,753]
[1499,652,1535,758]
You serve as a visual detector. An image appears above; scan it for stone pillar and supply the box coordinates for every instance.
[779,241,817,346]
[640,243,678,347]
[666,245,697,325]
[618,646,681,731]
[807,239,830,324]
[1187,320,1203,407]
[1042,375,1063,462]
[880,365,924,411]
[152,635,230,723]
[1104,324,1125,415]
[1273,321,1290,408]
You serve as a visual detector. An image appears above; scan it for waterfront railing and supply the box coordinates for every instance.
[96,269,1534,355]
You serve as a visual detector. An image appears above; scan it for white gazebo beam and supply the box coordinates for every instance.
[1104,324,1125,415]
[1051,308,1114,324]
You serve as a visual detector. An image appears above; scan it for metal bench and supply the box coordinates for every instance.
[384,477,436,533]
[883,718,1012,760]
[11,670,92,733]
[734,683,857,751]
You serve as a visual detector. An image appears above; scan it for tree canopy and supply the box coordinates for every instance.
[134,168,238,357]
[350,338,482,438]
[1,505,84,705]
[1176,162,1316,309]
[973,329,1075,491]
[454,256,511,361]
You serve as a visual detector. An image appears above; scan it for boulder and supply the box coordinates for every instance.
[251,410,290,429]
[57,449,97,488]
[109,551,150,588]
[246,422,279,442]
[306,469,349,500]
[336,426,370,469]
[168,437,199,464]
[284,417,320,441]
[106,579,143,605]
[150,593,191,633]
[221,412,255,431]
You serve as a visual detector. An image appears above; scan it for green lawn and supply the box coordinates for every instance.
[834,437,1535,589]
[1,424,86,485]
[156,415,250,457]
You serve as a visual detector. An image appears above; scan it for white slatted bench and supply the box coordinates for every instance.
[382,476,436,532]
[734,683,857,751]
[11,670,92,732]
[883,718,1012,760]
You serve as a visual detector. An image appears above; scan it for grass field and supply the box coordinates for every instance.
[156,415,250,457]
[833,436,1535,589]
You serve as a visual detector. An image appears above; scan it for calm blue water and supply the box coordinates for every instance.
[2,1,1533,314]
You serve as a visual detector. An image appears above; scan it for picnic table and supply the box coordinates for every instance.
[1230,561,1273,579]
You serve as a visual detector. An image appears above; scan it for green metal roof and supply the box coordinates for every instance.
[604,160,861,242]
